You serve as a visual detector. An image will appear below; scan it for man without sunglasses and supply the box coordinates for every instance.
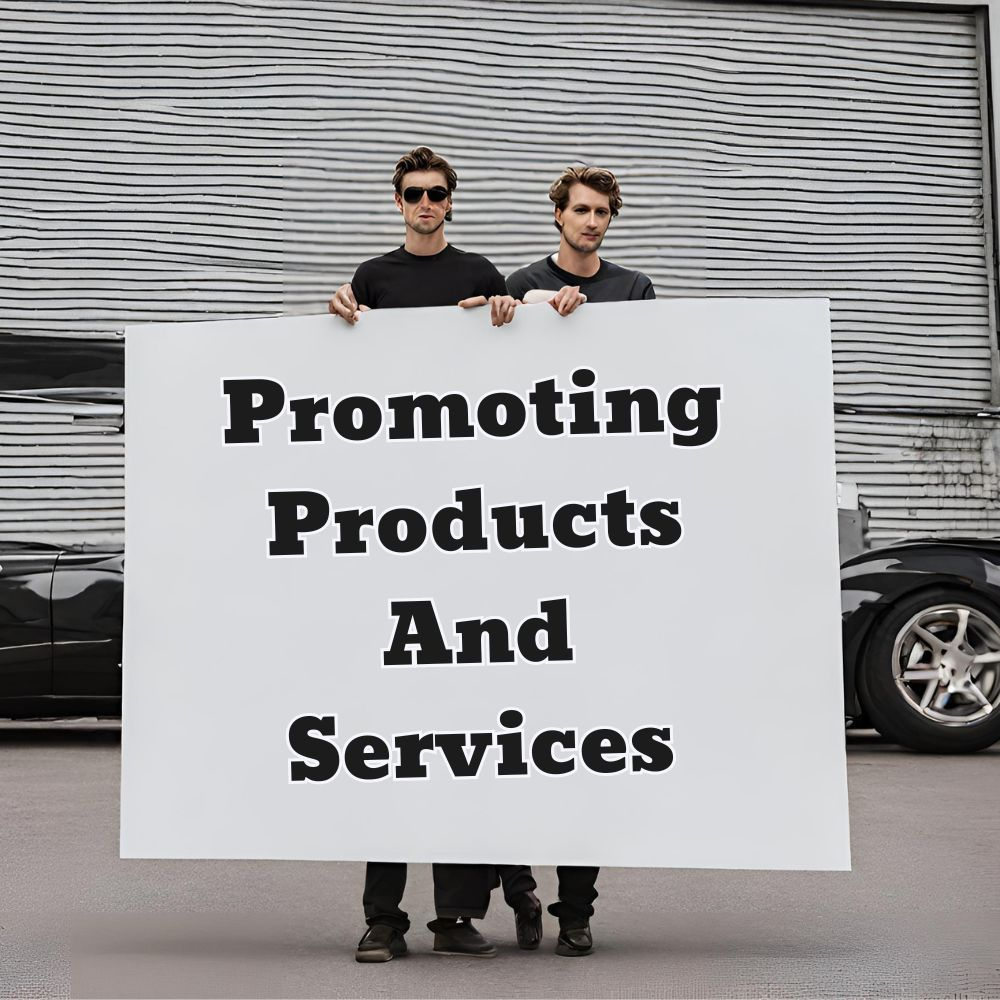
[497,165,655,959]
[328,147,517,964]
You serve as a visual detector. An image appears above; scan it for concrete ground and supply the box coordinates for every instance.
[0,721,997,999]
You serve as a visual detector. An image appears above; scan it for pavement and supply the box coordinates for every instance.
[0,721,997,999]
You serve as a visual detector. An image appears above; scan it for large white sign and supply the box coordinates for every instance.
[122,298,850,870]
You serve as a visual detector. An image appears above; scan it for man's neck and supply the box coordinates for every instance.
[404,229,448,256]
[555,241,601,279]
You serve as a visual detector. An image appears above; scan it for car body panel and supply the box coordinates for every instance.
[0,548,57,697]
[52,551,123,696]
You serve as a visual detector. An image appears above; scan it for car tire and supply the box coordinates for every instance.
[857,586,1000,753]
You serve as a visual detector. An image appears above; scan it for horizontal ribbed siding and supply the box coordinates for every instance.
[0,1,994,545]
[0,393,123,545]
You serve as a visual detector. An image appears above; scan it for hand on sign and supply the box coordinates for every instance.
[549,285,587,316]
[328,283,370,325]
[457,294,520,328]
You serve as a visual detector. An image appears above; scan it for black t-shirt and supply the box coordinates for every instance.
[506,255,655,303]
[352,245,507,309]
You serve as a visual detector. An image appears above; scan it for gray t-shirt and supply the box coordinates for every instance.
[506,255,655,302]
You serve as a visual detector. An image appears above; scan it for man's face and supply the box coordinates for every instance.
[395,168,452,236]
[555,183,613,254]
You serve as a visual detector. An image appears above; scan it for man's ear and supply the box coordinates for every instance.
[394,192,403,213]
[553,207,563,233]
[445,197,453,223]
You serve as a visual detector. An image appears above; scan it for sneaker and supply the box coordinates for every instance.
[514,892,543,950]
[430,917,498,957]
[555,921,593,957]
[355,923,407,963]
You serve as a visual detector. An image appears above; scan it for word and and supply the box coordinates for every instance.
[383,597,572,666]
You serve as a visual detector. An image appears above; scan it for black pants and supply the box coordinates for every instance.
[363,862,492,933]
[496,865,600,923]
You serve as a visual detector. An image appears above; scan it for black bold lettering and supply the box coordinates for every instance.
[530,729,576,775]
[631,726,674,772]
[581,728,628,774]
[223,378,286,444]
[377,508,427,554]
[551,502,597,548]
[434,733,494,778]
[528,377,565,436]
[667,386,722,447]
[344,735,390,780]
[568,368,601,435]
[431,488,488,552]
[496,708,528,777]
[517,598,573,663]
[600,489,636,547]
[388,393,474,440]
[332,395,383,441]
[639,500,683,547]
[492,503,548,550]
[394,732,436,778]
[289,395,329,443]
[334,507,375,555]
[455,617,515,664]
[288,715,339,782]
[477,392,527,437]
[605,387,666,434]
[267,490,330,556]
[383,600,453,665]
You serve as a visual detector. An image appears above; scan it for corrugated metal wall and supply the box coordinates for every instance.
[1,0,997,546]
[0,392,124,547]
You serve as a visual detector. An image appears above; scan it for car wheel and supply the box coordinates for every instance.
[857,587,1000,752]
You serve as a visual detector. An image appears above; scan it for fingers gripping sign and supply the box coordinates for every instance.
[457,294,520,328]
[519,287,587,316]
[328,283,370,325]
[549,285,587,317]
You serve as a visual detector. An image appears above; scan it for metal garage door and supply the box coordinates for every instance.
[1,1,995,545]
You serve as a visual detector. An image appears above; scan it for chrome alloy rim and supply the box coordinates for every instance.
[891,604,1000,725]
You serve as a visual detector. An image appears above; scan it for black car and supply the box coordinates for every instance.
[842,538,1000,753]
[3,537,1000,753]
[0,541,122,719]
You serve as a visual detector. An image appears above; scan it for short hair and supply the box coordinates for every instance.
[392,146,458,194]
[548,166,622,232]
[393,146,457,222]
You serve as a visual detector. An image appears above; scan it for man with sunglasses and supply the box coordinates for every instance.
[328,146,517,327]
[494,165,655,960]
[327,147,513,965]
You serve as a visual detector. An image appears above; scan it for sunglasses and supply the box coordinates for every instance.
[401,185,449,204]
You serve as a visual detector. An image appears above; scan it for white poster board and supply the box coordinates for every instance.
[121,298,850,870]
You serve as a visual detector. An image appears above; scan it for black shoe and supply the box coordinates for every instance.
[355,923,407,963]
[513,892,543,950]
[430,917,497,957]
[555,921,593,957]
